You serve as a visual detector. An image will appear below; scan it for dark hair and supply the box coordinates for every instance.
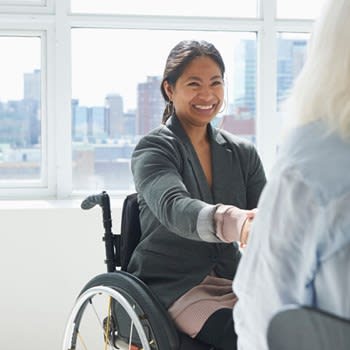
[161,40,226,124]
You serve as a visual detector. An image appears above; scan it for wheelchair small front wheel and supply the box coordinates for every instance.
[62,272,179,350]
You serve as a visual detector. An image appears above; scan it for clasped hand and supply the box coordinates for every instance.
[214,205,257,247]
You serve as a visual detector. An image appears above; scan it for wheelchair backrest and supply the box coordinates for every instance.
[118,192,142,271]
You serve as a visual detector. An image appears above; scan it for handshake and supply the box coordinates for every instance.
[214,205,257,247]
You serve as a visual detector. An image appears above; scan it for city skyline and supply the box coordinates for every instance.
[0,32,309,113]
[1,36,307,146]
[0,36,308,189]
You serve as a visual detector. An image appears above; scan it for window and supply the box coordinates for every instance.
[0,0,317,199]
[71,0,257,17]
[277,33,309,108]
[276,32,309,137]
[0,35,45,187]
[71,29,257,191]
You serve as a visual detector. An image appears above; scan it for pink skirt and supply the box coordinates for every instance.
[168,275,237,338]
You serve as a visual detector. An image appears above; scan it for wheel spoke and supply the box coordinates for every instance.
[63,285,154,350]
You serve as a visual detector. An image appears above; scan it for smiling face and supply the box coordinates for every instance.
[163,56,224,130]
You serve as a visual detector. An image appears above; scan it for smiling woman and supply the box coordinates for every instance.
[127,39,267,350]
[162,56,225,131]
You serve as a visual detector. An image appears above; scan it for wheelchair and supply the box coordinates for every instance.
[62,191,213,350]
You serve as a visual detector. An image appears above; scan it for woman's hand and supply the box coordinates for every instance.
[214,205,257,246]
[239,209,257,248]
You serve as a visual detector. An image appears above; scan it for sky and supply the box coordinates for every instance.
[0,36,40,101]
[70,30,247,109]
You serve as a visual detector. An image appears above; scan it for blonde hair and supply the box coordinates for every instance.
[283,0,350,139]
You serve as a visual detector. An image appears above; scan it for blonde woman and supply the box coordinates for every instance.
[233,1,350,349]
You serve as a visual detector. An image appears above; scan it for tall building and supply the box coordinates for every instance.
[219,115,255,143]
[137,76,165,135]
[71,99,88,141]
[123,110,137,137]
[23,69,41,145]
[233,38,307,117]
[233,39,257,119]
[277,38,307,107]
[89,106,106,140]
[105,93,124,139]
[23,69,41,100]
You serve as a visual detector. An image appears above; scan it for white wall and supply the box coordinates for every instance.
[0,202,122,350]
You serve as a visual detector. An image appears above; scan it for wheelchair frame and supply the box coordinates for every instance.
[62,191,212,350]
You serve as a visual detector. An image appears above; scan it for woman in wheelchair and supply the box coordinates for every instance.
[128,40,266,350]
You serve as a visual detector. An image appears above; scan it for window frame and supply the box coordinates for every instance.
[0,0,315,199]
[0,0,52,13]
[0,23,56,198]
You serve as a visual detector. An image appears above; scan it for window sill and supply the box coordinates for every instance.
[0,198,125,210]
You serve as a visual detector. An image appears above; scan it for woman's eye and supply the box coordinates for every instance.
[188,81,200,87]
[212,80,223,86]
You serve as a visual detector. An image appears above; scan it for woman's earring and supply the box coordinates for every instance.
[167,101,174,115]
[162,101,175,124]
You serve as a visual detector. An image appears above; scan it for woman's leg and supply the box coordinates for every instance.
[195,308,237,350]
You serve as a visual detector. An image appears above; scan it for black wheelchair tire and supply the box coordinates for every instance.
[79,271,180,350]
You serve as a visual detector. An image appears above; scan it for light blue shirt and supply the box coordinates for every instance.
[233,120,350,350]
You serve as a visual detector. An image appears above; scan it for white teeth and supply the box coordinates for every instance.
[195,104,213,110]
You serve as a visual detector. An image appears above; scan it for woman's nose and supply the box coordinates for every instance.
[197,86,213,99]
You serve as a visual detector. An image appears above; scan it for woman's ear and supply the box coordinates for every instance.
[163,80,173,101]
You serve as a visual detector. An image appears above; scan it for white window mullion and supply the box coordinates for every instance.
[256,0,278,177]
[46,22,57,197]
[55,0,72,198]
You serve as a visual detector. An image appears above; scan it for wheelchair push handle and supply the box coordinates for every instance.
[81,192,106,210]
[81,191,117,272]
[81,191,112,230]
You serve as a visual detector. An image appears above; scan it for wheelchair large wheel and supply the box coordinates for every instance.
[62,271,179,350]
